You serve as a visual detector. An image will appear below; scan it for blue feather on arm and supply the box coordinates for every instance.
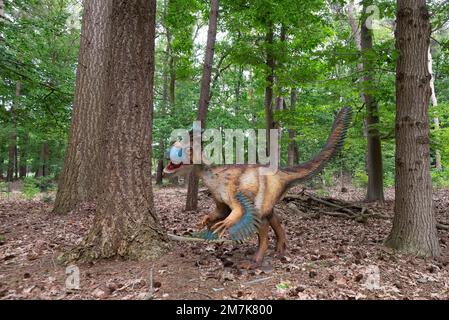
[229,192,261,242]
[191,192,260,242]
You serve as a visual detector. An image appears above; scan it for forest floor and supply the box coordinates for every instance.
[1,184,449,300]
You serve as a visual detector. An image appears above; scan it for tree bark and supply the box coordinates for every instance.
[288,88,299,167]
[385,0,440,257]
[7,81,20,182]
[185,0,219,211]
[274,24,286,130]
[35,143,50,178]
[53,0,113,214]
[347,0,363,71]
[264,24,275,152]
[6,143,15,181]
[0,154,3,178]
[64,0,169,262]
[361,0,384,202]
[19,133,29,178]
[156,11,171,186]
[164,5,179,186]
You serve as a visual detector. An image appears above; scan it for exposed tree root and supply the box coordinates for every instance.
[58,227,171,265]
[282,191,449,231]
[281,190,390,223]
[437,223,449,231]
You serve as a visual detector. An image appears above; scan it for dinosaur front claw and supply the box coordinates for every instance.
[211,218,234,238]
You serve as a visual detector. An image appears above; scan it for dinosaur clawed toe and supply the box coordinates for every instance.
[211,217,235,238]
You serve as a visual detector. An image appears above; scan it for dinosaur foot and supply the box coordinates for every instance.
[275,242,287,258]
[238,259,262,270]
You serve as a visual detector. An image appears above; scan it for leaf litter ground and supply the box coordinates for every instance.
[1,185,449,300]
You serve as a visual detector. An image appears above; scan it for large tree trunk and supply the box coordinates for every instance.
[53,0,112,214]
[385,0,440,257]
[287,88,299,167]
[361,0,384,202]
[35,143,50,178]
[185,0,219,211]
[64,0,169,262]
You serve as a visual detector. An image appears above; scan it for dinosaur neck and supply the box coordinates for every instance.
[195,164,210,179]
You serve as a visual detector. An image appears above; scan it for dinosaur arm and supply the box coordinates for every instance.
[211,205,244,238]
[211,192,261,242]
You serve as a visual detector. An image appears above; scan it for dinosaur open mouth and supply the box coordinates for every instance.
[164,161,183,174]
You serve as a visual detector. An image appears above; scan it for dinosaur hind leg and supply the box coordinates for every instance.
[268,212,287,256]
[240,219,269,269]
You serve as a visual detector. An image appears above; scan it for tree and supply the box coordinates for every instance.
[53,0,113,214]
[287,88,299,167]
[35,142,49,178]
[0,0,80,184]
[348,0,384,201]
[385,0,440,257]
[264,23,275,152]
[361,0,384,202]
[19,132,28,178]
[155,0,173,185]
[6,81,20,182]
[185,0,219,211]
[64,0,169,262]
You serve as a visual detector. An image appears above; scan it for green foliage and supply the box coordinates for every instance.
[0,181,8,193]
[0,0,79,179]
[36,175,57,192]
[354,170,369,189]
[321,169,335,187]
[22,177,40,199]
[432,170,449,189]
[1,0,448,197]
[21,175,55,199]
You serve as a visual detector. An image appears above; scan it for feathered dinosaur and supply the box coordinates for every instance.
[164,107,352,268]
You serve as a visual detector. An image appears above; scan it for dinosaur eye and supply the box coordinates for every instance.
[169,147,184,164]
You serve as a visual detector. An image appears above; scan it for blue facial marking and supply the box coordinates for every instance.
[169,146,184,164]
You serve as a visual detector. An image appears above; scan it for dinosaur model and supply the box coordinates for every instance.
[164,107,352,268]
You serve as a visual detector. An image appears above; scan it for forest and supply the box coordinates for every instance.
[1,0,449,301]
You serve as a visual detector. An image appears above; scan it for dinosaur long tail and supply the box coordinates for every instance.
[282,107,352,184]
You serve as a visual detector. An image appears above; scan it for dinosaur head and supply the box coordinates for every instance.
[163,140,193,175]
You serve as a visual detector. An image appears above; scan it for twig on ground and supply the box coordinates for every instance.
[242,276,273,286]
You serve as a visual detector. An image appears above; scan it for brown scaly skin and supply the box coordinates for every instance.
[164,107,352,268]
